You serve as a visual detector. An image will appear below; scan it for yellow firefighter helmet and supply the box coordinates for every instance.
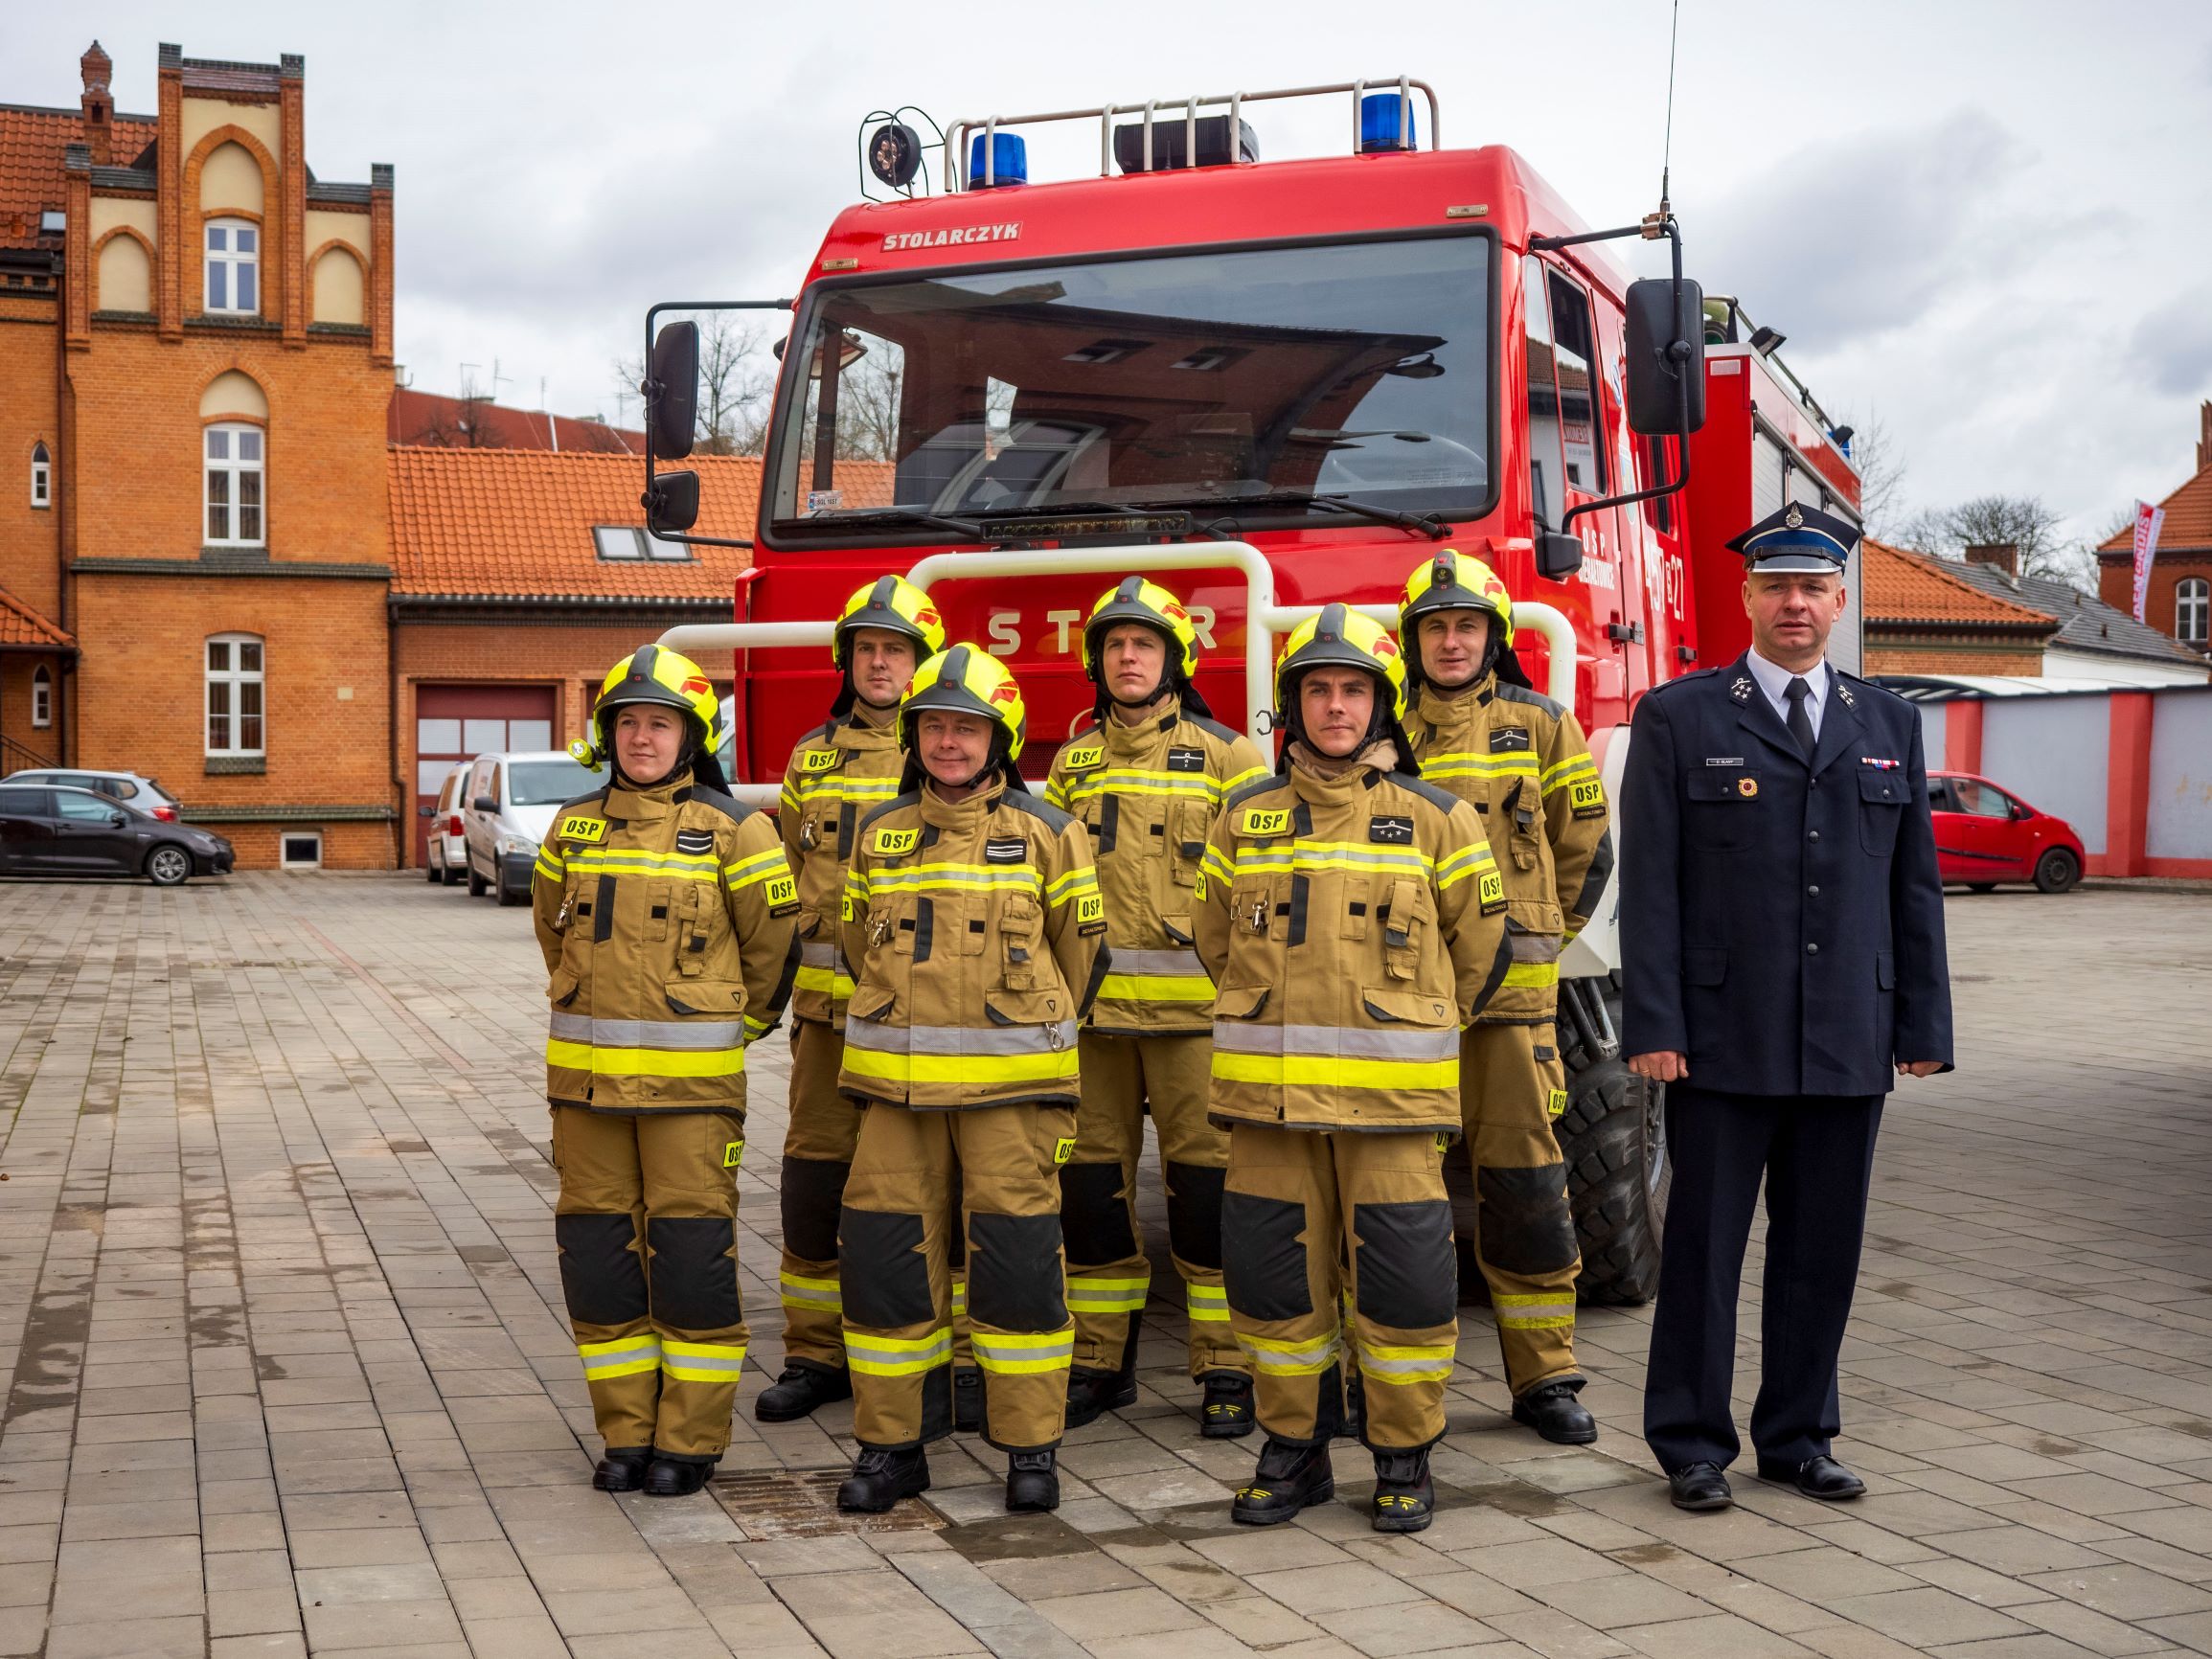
[1275,603,1408,723]
[899,644,1028,762]
[583,645,721,762]
[833,575,947,668]
[1081,576,1201,682]
[1399,547,1516,651]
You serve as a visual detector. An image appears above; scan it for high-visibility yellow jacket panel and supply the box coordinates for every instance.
[839,779,1106,1111]
[1044,696,1268,1035]
[533,774,800,1114]
[1194,760,1511,1134]
[1406,676,1615,1022]
[779,713,905,1029]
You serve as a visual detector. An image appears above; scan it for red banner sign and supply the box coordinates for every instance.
[2131,500,2166,624]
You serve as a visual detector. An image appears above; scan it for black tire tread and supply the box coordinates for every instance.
[1557,982,1668,1307]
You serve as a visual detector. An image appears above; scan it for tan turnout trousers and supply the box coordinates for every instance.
[776,1020,859,1368]
[552,1105,749,1460]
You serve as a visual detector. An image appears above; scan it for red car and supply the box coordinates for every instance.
[1927,771,2085,894]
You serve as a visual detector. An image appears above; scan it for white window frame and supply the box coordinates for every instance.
[205,632,265,758]
[593,525,690,562]
[30,441,50,509]
[204,218,260,315]
[31,666,52,728]
[2177,577,2209,647]
[204,422,265,547]
[279,830,323,870]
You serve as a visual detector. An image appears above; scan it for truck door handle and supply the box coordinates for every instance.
[1606,621,1645,644]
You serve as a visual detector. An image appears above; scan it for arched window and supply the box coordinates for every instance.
[206,634,264,757]
[30,441,50,509]
[204,218,259,314]
[31,666,52,729]
[205,423,264,546]
[2178,577,2210,648]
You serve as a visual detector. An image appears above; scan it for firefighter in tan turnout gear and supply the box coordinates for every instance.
[1198,605,1509,1533]
[1400,551,1615,1446]
[534,647,799,1496]
[1045,579,1269,1437]
[754,577,946,1426]
[833,647,1107,1517]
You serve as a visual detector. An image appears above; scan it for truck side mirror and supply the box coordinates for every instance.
[1536,530,1585,580]
[647,321,700,460]
[643,469,700,534]
[1625,277,1707,436]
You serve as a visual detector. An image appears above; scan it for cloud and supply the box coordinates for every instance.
[2127,288,2212,396]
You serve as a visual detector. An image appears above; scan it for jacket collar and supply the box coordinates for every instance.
[1415,673,1494,737]
[605,772,686,823]
[918,774,1008,830]
[1725,651,1864,775]
[1103,693,1180,757]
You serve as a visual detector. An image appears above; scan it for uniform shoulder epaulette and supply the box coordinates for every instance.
[556,785,612,817]
[1055,722,1104,758]
[996,789,1077,835]
[1647,666,1722,699]
[1493,681,1566,719]
[686,786,756,826]
[1183,714,1245,748]
[1222,771,1290,813]
[856,791,920,831]
[803,718,839,746]
[1384,770,1466,818]
[1833,666,1902,709]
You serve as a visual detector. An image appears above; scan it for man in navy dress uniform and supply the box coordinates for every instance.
[1620,502,1952,1512]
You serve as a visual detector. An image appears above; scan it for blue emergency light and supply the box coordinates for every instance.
[1359,92,1417,153]
[968,131,1028,188]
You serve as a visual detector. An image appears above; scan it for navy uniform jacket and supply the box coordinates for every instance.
[1619,654,1952,1097]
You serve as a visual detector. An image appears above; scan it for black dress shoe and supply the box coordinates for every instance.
[952,1367,983,1432]
[1006,1449,1060,1512]
[1231,1437,1334,1525]
[1063,1362,1138,1430]
[1511,1381,1597,1445]
[642,1456,715,1497]
[591,1448,650,1491]
[1668,1462,1733,1511]
[837,1446,931,1512]
[1200,1373,1256,1439]
[753,1363,853,1423]
[1370,1446,1434,1533]
[1757,1454,1865,1501]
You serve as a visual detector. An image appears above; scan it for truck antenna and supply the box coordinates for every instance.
[1658,0,1680,219]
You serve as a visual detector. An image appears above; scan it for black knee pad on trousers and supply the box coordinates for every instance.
[556,1213,648,1327]
[1165,1162,1226,1270]
[1056,1162,1135,1264]
[780,1157,850,1261]
[1477,1163,1579,1275]
[1350,1200,1456,1329]
[839,1208,933,1327]
[647,1217,743,1330]
[968,1213,1069,1329]
[1221,1192,1312,1321]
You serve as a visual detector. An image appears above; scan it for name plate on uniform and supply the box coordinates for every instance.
[875,827,921,855]
[559,813,608,844]
[985,837,1027,864]
[1490,728,1531,753]
[1243,807,1292,836]
[1368,814,1414,845]
[1166,746,1205,772]
[1060,743,1105,771]
[801,748,842,772]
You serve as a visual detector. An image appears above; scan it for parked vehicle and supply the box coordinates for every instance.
[424,761,471,885]
[0,783,232,885]
[462,750,600,906]
[4,767,181,822]
[1929,771,2085,894]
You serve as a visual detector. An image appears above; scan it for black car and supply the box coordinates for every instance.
[0,784,234,885]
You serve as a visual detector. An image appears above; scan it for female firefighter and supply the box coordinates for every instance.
[833,646,1106,1516]
[754,576,946,1425]
[1045,579,1269,1436]
[533,646,799,1496]
[1197,606,1510,1532]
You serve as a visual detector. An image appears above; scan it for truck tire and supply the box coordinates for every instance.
[1557,978,1669,1306]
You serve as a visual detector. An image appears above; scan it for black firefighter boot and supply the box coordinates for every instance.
[753,1363,853,1423]
[837,1446,931,1512]
[1512,1379,1597,1445]
[1064,1332,1139,1430]
[1200,1372,1256,1439]
[1006,1449,1060,1512]
[1370,1445,1436,1533]
[643,1453,717,1497]
[1231,1437,1335,1526]
[591,1447,651,1492]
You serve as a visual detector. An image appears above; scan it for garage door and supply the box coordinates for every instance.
[413,684,558,867]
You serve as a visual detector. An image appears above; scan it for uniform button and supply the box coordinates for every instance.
[1808,884,1820,897]
[1809,830,1821,842]
[1806,943,1819,956]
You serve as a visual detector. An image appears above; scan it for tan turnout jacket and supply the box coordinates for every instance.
[779,713,905,1028]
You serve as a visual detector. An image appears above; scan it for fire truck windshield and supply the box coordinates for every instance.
[766,234,1490,536]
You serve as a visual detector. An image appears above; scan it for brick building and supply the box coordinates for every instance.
[2096,400,2212,659]
[0,39,398,868]
[1860,538,2057,676]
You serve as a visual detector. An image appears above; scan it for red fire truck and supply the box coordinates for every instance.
[639,80,1861,1302]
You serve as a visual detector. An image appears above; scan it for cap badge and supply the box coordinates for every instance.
[1785,504,1804,529]
[1738,776,1760,798]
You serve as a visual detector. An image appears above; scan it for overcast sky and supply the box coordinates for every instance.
[12,1,2212,546]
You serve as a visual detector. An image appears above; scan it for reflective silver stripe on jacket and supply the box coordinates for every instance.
[1106,947,1209,977]
[801,941,839,968]
[1210,1022,1459,1062]
[548,1013,743,1051]
[844,1016,1079,1057]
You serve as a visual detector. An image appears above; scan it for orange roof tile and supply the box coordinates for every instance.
[388,389,646,455]
[0,586,74,649]
[1860,538,2055,630]
[0,103,157,252]
[2097,461,2212,555]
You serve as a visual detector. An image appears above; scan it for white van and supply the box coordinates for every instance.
[461,750,601,906]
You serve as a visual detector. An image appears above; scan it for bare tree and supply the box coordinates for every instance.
[834,346,904,463]
[1836,410,1906,538]
[1894,493,2099,590]
[414,370,498,448]
[614,315,778,457]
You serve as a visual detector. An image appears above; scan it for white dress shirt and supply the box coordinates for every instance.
[1745,648,1829,742]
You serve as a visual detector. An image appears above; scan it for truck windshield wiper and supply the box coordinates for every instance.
[1139,489,1450,540]
[798,507,983,539]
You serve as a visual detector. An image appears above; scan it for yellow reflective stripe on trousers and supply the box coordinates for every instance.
[1357,1341,1456,1384]
[1494,1293,1576,1329]
[1066,1276,1148,1313]
[1186,1284,1231,1324]
[579,1333,661,1379]
[1239,1329,1342,1376]
[971,1329,1075,1375]
[662,1338,747,1383]
[1501,962,1561,989]
[780,1272,841,1312]
[545,1039,745,1079]
[846,1327,953,1376]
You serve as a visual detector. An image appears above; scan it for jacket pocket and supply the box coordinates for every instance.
[1341,876,1371,943]
[1875,949,1896,990]
[1161,913,1197,947]
[1682,947,1726,987]
[548,968,581,1008]
[984,987,1070,1034]
[1213,983,1270,1021]
[1507,780,1543,873]
[1859,767,1904,855]
[1229,877,1274,938]
[1381,876,1433,983]
[1360,986,1455,1026]
[847,983,896,1024]
[1172,802,1210,886]
[665,979,746,1018]
[998,892,1042,989]
[1684,770,1760,852]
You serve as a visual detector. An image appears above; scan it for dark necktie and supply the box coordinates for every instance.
[1784,676,1815,761]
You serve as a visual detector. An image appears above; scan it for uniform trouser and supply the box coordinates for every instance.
[841,1101,1075,1454]
[1222,1123,1458,1451]
[1643,1084,1883,1475]
[1063,1032,1244,1379]
[1457,1020,1584,1397]
[775,1019,859,1370]
[552,1105,748,1462]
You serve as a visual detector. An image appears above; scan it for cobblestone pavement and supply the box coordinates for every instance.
[1,876,2208,1659]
